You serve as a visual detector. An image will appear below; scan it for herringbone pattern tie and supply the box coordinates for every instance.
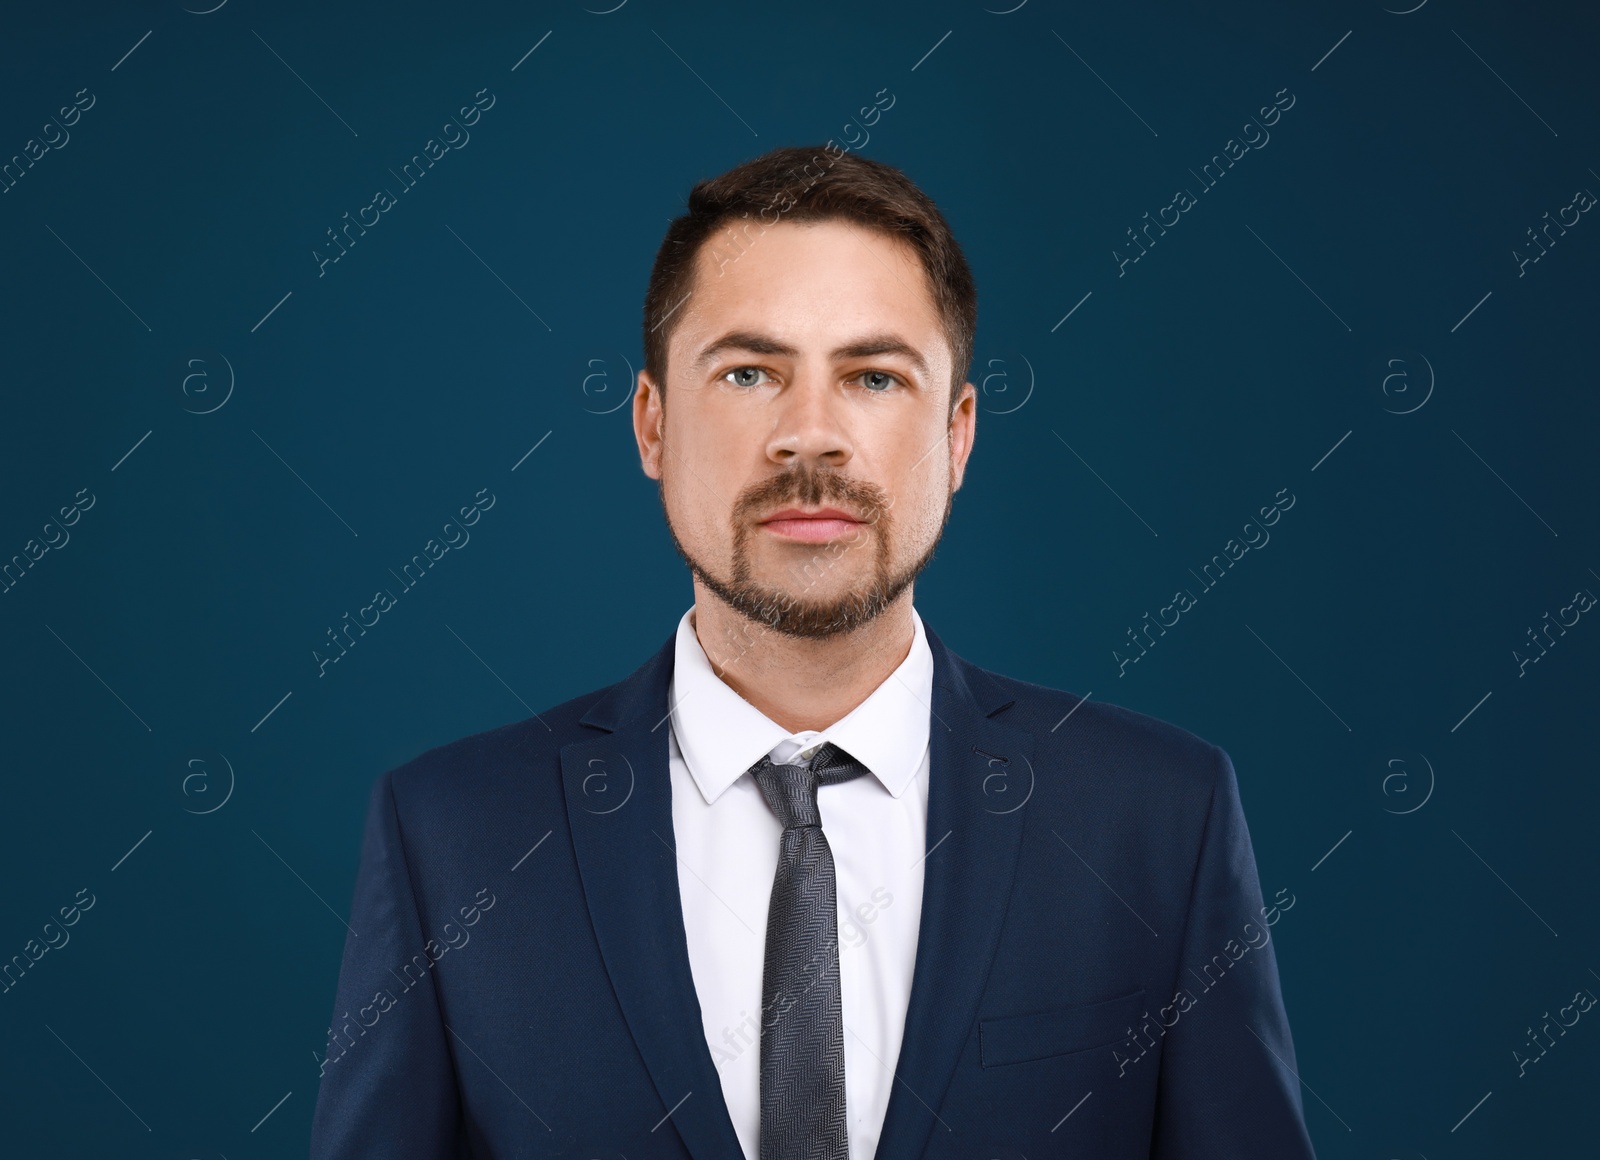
[747,741,870,1160]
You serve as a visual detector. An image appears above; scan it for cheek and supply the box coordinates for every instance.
[890,455,953,535]
[670,398,751,469]
[909,490,949,539]
[660,447,734,543]
[660,462,703,524]
[670,406,762,491]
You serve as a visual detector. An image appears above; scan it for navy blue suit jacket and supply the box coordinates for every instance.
[309,620,1316,1159]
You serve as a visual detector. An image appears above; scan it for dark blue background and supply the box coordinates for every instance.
[1,0,1595,1155]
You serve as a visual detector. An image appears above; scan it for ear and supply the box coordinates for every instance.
[633,367,665,480]
[949,380,977,491]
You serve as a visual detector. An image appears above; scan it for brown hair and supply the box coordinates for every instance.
[641,144,977,417]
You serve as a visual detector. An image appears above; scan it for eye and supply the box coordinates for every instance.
[724,366,772,388]
[853,370,902,392]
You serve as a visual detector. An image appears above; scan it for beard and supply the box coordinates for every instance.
[660,457,954,640]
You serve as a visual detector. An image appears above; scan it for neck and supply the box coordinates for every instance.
[689,579,917,734]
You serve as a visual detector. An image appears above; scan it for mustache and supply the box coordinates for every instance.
[732,467,892,525]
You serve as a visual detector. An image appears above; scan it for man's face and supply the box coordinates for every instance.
[633,217,976,640]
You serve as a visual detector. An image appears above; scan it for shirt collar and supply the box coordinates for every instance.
[668,603,933,806]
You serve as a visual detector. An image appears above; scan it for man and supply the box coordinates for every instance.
[310,145,1317,1159]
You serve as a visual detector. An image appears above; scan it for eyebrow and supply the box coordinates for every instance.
[690,330,930,383]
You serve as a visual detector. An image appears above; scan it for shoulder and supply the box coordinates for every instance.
[964,660,1229,798]
[958,661,1237,883]
[378,679,616,825]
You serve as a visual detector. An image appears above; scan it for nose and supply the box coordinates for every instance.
[764,367,853,469]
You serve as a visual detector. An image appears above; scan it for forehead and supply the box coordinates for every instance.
[669,218,948,365]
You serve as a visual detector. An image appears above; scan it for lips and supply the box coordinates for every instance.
[758,506,866,543]
[760,507,861,524]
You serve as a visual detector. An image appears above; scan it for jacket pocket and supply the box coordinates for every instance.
[979,988,1147,1068]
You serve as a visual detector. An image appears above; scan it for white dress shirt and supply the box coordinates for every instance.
[667,604,933,1160]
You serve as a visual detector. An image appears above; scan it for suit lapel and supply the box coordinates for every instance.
[561,631,747,1160]
[872,622,1033,1160]
[561,620,1034,1160]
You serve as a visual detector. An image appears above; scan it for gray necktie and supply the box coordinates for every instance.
[747,741,870,1160]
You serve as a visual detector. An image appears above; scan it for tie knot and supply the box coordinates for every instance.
[748,742,869,830]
